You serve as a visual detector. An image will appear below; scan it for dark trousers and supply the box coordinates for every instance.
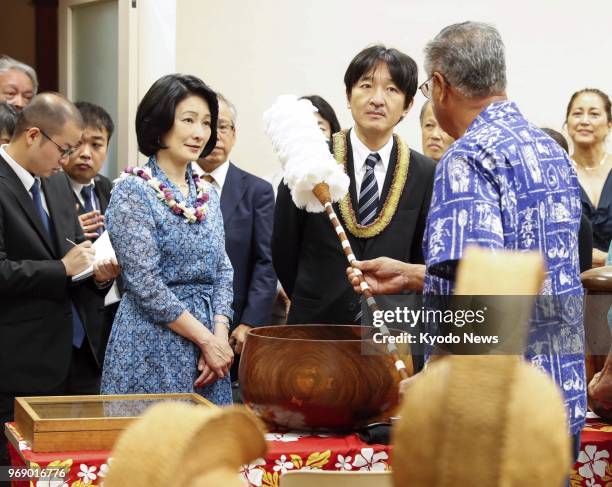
[0,345,100,466]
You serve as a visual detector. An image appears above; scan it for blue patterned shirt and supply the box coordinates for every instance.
[423,100,586,434]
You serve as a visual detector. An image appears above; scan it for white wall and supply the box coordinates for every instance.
[176,0,612,178]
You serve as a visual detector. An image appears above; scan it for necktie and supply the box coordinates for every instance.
[30,178,51,237]
[31,179,86,348]
[80,185,95,213]
[358,153,381,225]
[355,153,381,324]
[202,174,215,184]
[80,185,101,236]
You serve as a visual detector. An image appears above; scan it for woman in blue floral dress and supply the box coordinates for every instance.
[101,74,234,405]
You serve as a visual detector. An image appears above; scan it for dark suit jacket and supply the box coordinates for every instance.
[273,132,436,325]
[221,163,276,328]
[63,172,118,367]
[0,156,103,394]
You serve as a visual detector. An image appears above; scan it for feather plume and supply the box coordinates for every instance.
[263,95,349,212]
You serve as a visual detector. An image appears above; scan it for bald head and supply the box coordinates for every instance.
[14,92,84,138]
[6,93,84,177]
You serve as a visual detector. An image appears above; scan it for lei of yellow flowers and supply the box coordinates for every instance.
[333,129,410,238]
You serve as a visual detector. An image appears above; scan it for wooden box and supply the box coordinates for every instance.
[14,393,215,452]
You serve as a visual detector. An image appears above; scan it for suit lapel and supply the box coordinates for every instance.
[378,137,398,207]
[341,132,366,256]
[42,177,69,257]
[345,129,360,212]
[94,175,110,213]
[0,157,56,255]
[219,163,246,226]
[65,174,86,215]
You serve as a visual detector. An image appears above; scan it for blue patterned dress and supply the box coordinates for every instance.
[100,158,234,405]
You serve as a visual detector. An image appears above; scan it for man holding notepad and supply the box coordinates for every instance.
[0,93,119,466]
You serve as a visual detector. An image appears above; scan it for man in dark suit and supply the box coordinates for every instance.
[194,93,276,360]
[273,45,436,327]
[0,93,118,465]
[55,101,119,372]
[62,102,114,240]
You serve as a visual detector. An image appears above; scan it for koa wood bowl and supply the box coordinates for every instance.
[239,325,409,432]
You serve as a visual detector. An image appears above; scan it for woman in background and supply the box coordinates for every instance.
[566,88,612,266]
[299,94,341,140]
[419,100,454,162]
[268,94,341,324]
[101,74,234,405]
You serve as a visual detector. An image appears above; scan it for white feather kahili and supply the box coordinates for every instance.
[263,95,349,212]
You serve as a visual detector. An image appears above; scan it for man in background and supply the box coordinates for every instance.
[0,55,37,111]
[0,93,118,465]
[194,93,276,398]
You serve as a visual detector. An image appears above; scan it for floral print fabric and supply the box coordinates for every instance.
[101,158,233,405]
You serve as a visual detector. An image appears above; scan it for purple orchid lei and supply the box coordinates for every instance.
[122,166,209,223]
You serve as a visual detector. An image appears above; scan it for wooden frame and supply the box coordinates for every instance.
[58,0,139,175]
[14,393,214,452]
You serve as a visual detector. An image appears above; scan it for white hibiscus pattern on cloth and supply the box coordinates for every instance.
[240,458,266,486]
[335,454,353,471]
[265,432,303,442]
[577,445,610,480]
[77,464,98,484]
[351,448,388,471]
[272,454,294,474]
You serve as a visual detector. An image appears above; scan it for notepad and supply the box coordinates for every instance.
[71,231,117,282]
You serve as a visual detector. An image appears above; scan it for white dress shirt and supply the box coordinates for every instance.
[350,129,393,201]
[0,144,50,214]
[191,160,230,196]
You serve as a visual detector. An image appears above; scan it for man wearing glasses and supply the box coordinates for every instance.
[193,93,276,400]
[0,55,37,111]
[273,45,435,337]
[349,22,585,464]
[0,93,117,466]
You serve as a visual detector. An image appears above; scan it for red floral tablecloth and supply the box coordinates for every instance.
[5,419,612,486]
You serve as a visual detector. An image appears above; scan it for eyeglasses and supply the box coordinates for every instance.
[419,76,434,99]
[39,129,77,158]
[217,121,235,135]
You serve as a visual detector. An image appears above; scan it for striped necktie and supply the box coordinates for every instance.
[355,153,381,323]
[358,153,381,224]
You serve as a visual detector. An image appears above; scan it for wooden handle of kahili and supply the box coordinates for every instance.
[312,182,409,380]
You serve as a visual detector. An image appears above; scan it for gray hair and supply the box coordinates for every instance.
[419,100,431,124]
[424,21,506,98]
[0,55,38,94]
[216,92,237,126]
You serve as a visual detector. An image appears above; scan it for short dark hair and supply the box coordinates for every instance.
[135,74,218,158]
[14,92,84,137]
[565,88,611,123]
[299,95,341,135]
[0,102,17,138]
[541,128,569,153]
[344,45,418,109]
[75,101,114,142]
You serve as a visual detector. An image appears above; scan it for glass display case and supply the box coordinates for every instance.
[14,393,214,452]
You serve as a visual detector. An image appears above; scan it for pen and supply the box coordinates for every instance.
[65,238,78,247]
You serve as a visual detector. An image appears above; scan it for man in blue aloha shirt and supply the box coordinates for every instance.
[349,21,586,459]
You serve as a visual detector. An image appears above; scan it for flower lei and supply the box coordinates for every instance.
[333,129,410,238]
[122,166,209,223]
